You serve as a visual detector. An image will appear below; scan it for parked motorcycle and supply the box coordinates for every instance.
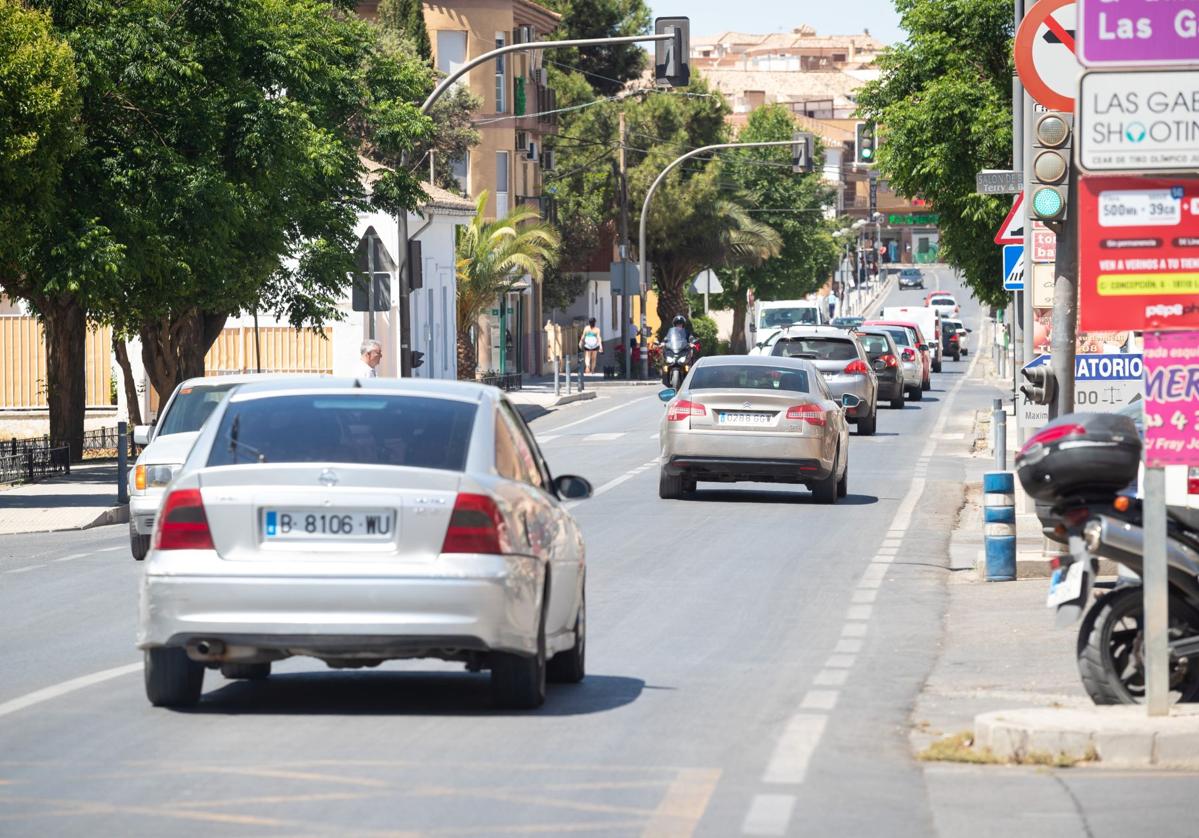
[1016,413,1199,704]
[660,327,698,390]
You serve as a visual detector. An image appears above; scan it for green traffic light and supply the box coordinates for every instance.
[1032,186,1063,218]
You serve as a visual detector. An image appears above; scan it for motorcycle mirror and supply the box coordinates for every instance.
[658,388,677,403]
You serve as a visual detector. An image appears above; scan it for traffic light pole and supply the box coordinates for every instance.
[638,140,795,371]
[1048,164,1078,419]
[394,31,679,378]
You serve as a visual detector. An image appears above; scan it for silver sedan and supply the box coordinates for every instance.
[137,377,592,710]
[658,355,855,503]
[769,326,879,435]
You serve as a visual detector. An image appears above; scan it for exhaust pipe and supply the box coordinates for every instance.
[195,639,225,657]
[1096,517,1199,574]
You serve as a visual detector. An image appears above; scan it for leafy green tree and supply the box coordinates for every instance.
[456,192,560,379]
[855,0,1013,307]
[376,0,431,60]
[713,105,839,351]
[543,0,651,95]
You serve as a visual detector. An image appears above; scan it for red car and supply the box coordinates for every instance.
[863,319,932,400]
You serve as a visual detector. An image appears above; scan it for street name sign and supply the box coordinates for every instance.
[1078,175,1199,331]
[995,192,1026,245]
[1078,0,1199,67]
[1144,331,1199,466]
[1077,69,1199,173]
[1015,0,1081,112]
[977,170,1024,194]
[1004,245,1025,291]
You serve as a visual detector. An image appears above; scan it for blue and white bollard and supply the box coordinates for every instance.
[983,471,1016,581]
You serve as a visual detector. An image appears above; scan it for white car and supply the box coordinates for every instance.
[925,292,960,319]
[137,377,592,710]
[127,375,267,558]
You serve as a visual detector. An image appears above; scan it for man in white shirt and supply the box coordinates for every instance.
[357,339,382,378]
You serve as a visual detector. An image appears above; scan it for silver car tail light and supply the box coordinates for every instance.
[441,493,511,555]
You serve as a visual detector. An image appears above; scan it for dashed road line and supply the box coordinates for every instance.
[0,662,141,719]
[799,690,838,711]
[762,715,826,784]
[742,794,797,836]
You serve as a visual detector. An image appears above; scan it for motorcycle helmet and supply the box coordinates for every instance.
[672,315,687,328]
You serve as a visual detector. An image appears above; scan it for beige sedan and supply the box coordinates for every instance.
[658,355,856,503]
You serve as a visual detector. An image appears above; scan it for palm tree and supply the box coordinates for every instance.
[455,191,560,380]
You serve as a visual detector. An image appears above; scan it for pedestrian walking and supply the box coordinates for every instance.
[357,339,383,378]
[579,318,601,374]
[827,290,839,320]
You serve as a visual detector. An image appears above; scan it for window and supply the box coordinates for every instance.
[772,338,858,362]
[495,33,507,113]
[206,395,478,471]
[436,31,467,78]
[688,365,811,394]
[494,406,543,488]
[449,154,469,194]
[158,383,240,436]
[495,151,509,216]
[760,307,819,329]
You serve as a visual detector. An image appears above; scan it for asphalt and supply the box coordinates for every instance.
[2,269,1195,836]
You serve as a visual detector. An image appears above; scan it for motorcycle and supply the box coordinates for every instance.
[660,327,698,390]
[1017,413,1199,704]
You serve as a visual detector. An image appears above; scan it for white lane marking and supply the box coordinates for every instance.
[825,654,856,669]
[877,547,899,557]
[649,432,660,440]
[539,400,625,433]
[846,604,873,621]
[3,566,40,575]
[880,539,902,548]
[742,794,797,836]
[537,434,560,444]
[565,459,658,510]
[762,715,827,784]
[857,577,882,590]
[812,669,848,687]
[53,553,88,564]
[835,638,863,654]
[932,433,966,441]
[851,589,878,604]
[96,546,123,553]
[799,690,839,711]
[841,623,868,638]
[583,432,625,443]
[0,662,141,719]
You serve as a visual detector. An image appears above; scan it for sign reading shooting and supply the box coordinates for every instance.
[1078,70,1199,172]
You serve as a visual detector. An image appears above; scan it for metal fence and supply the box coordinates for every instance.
[0,445,70,485]
[477,372,523,392]
[5,426,134,465]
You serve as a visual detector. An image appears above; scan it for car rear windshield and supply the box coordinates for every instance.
[857,334,892,356]
[206,394,477,471]
[689,365,810,394]
[931,297,955,306]
[761,307,818,328]
[880,328,913,348]
[157,383,240,436]
[772,337,858,361]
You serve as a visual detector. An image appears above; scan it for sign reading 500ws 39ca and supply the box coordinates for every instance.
[1078,69,1199,173]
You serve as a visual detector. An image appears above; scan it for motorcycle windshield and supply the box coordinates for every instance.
[664,328,689,353]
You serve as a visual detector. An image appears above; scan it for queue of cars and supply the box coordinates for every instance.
[658,269,963,504]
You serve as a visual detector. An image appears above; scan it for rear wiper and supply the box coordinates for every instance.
[226,414,267,463]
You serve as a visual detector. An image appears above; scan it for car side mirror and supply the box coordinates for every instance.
[841,393,862,409]
[133,425,152,446]
[917,344,928,352]
[658,388,677,403]
[553,474,593,500]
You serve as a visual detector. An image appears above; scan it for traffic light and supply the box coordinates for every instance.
[1020,365,1057,406]
[654,18,690,87]
[792,131,813,173]
[410,350,425,370]
[855,121,877,164]
[1030,112,1072,222]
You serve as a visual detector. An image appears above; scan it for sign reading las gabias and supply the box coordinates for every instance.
[1079,0,1199,66]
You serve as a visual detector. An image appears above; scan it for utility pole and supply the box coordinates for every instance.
[617,110,631,380]
[1048,164,1078,418]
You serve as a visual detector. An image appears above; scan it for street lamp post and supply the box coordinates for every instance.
[638,140,795,380]
[395,31,681,377]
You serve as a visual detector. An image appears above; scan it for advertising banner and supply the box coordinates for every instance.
[1144,331,1199,467]
[1078,0,1199,67]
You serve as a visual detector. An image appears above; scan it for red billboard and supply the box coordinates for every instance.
[1078,176,1199,332]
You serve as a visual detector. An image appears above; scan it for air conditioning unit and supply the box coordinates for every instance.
[516,131,529,152]
[527,141,539,162]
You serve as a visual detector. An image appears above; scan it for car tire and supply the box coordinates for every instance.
[130,520,150,561]
[659,469,684,499]
[144,647,204,708]
[890,389,905,410]
[812,454,839,505]
[908,386,923,402]
[921,377,931,391]
[932,358,942,374]
[220,662,271,680]
[547,589,585,685]
[856,407,877,436]
[491,611,547,710]
[836,460,848,499]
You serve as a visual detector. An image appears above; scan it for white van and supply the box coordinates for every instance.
[882,305,943,372]
[749,300,828,354]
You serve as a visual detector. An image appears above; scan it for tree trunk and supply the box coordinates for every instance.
[655,268,689,338]
[456,330,477,381]
[730,298,748,354]
[41,296,87,461]
[112,335,143,427]
[139,309,228,402]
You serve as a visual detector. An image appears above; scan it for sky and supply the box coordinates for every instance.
[650,1,906,45]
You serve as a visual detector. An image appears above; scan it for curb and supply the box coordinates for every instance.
[975,705,1199,768]
[0,503,128,536]
[552,391,598,406]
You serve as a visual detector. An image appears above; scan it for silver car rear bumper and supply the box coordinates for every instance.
[661,431,832,482]
[137,552,544,658]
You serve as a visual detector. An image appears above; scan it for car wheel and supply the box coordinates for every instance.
[683,477,697,495]
[659,468,684,499]
[130,520,150,561]
[932,358,942,374]
[908,386,923,402]
[856,406,877,436]
[921,377,931,391]
[953,348,961,362]
[812,453,839,505]
[836,459,848,499]
[144,647,204,708]
[890,389,905,410]
[547,589,585,685]
[491,611,547,710]
[220,662,271,680]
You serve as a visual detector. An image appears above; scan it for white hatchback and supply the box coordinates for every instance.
[137,377,592,710]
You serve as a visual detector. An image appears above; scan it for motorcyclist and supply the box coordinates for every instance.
[666,315,696,348]
[661,315,698,387]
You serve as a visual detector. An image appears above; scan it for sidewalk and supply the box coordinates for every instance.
[0,462,128,536]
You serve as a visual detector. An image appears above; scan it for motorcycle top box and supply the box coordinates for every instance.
[1016,412,1141,504]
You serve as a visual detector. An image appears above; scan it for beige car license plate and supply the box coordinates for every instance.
[263,509,395,540]
[719,412,771,425]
